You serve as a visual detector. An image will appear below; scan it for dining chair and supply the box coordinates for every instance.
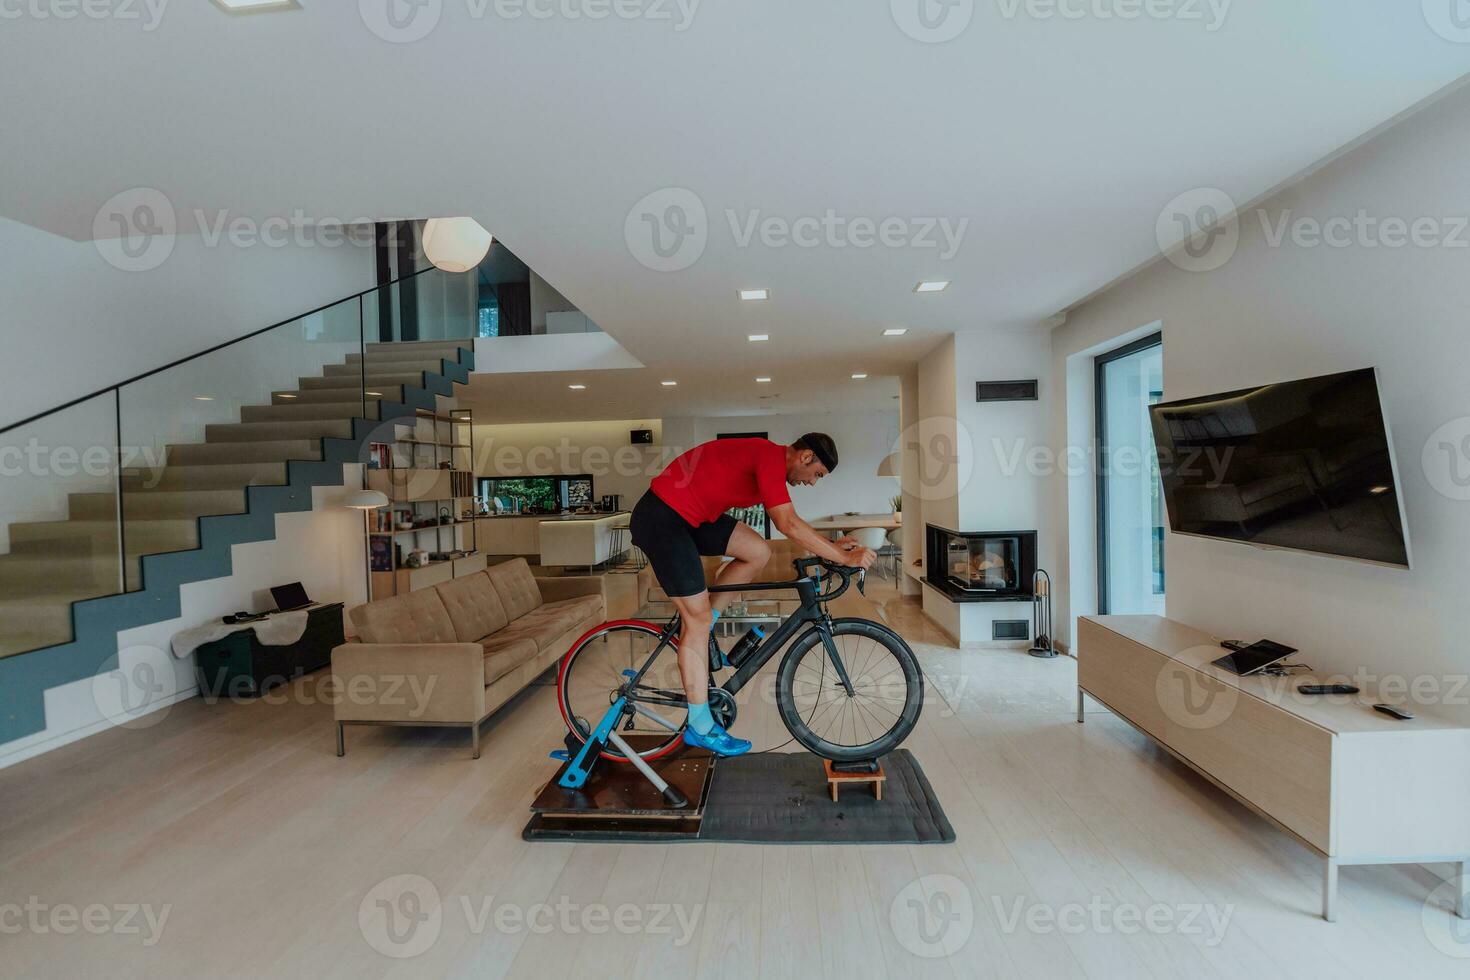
[849,526,891,578]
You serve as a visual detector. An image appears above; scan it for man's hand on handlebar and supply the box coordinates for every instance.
[838,542,877,571]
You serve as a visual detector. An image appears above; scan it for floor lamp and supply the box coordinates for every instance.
[344,489,390,603]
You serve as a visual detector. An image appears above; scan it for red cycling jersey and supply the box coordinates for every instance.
[650,438,792,527]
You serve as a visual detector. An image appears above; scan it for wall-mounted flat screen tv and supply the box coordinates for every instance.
[1148,368,1410,568]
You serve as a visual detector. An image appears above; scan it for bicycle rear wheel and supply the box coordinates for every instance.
[775,620,923,762]
[557,620,689,763]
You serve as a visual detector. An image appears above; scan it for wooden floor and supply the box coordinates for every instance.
[2,581,1466,978]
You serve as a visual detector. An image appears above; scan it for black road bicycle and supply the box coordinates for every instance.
[556,556,924,765]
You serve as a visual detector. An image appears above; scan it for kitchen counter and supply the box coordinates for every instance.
[474,512,629,557]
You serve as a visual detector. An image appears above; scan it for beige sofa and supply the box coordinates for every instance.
[331,558,604,758]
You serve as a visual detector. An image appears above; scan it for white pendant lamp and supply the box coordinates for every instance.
[422,218,493,273]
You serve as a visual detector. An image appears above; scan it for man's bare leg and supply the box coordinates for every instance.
[670,588,752,754]
[708,523,772,615]
[670,591,713,707]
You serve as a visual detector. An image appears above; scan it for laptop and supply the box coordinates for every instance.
[1211,639,1297,676]
[269,582,313,613]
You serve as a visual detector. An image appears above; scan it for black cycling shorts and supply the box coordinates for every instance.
[629,490,737,599]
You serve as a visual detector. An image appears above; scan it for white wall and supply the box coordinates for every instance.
[471,333,643,374]
[1049,84,1470,719]
[529,271,579,334]
[472,418,667,508]
[0,217,377,430]
[911,331,1055,643]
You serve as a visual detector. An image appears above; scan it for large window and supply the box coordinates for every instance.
[1096,335,1165,615]
[479,475,594,513]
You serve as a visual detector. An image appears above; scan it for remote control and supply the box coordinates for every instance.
[1372,703,1414,721]
[1298,684,1359,696]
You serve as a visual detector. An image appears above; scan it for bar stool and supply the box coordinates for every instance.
[608,519,631,567]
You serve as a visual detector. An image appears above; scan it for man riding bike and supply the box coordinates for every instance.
[629,433,877,758]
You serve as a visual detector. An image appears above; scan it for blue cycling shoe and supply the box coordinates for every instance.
[682,722,752,757]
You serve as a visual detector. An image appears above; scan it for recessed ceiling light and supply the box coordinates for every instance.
[568,384,587,390]
[739,289,770,302]
[193,396,214,401]
[851,373,869,380]
[747,333,769,343]
[365,391,382,397]
[661,380,678,387]
[277,393,297,399]
[914,280,950,293]
[1369,485,1392,495]
[883,327,909,336]
[755,377,772,384]
[212,0,300,12]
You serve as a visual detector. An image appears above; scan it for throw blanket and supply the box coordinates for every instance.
[170,611,311,660]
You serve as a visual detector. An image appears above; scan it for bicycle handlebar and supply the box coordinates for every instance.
[795,556,866,600]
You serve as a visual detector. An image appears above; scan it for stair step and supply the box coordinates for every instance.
[122,462,289,491]
[273,387,402,405]
[346,354,469,369]
[0,598,79,657]
[299,373,428,391]
[0,552,124,592]
[326,359,450,377]
[69,489,246,521]
[365,341,473,357]
[204,419,354,443]
[241,401,378,422]
[166,440,323,465]
[9,518,198,555]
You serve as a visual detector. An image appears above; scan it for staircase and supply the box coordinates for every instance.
[0,339,476,744]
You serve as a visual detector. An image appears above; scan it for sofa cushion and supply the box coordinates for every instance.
[496,601,602,654]
[486,558,543,621]
[523,595,602,637]
[480,635,538,685]
[349,589,456,645]
[435,572,510,643]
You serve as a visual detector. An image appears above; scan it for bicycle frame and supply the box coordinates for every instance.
[620,563,859,705]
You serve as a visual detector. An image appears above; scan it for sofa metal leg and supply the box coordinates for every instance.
[1322,858,1338,922]
[336,722,345,758]
[471,723,481,760]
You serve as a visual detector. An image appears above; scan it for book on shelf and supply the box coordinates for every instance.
[369,536,394,572]
[367,443,393,471]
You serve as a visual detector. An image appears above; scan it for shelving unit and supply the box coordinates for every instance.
[364,407,483,599]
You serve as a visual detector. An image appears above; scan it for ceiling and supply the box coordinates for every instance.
[3,4,1468,422]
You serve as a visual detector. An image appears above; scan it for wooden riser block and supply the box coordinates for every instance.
[823,759,887,802]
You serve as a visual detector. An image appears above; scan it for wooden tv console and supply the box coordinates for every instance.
[1078,615,1470,922]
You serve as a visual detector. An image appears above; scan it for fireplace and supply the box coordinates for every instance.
[925,526,1037,602]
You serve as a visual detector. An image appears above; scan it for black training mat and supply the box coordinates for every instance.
[523,749,954,844]
[699,749,954,844]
